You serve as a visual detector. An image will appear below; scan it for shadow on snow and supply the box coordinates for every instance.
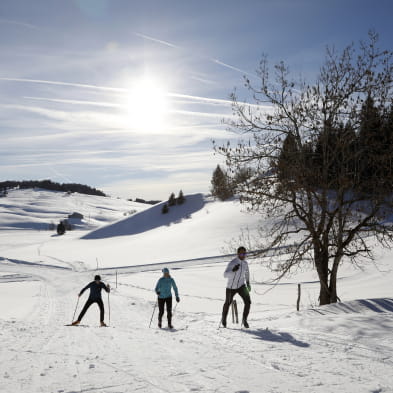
[243,328,310,348]
[81,193,205,239]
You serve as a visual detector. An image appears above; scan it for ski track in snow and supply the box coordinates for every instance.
[1,262,393,393]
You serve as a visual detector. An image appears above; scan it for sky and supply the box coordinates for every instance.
[1,0,392,200]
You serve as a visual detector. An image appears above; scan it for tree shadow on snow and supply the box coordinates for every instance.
[356,298,393,313]
[243,328,310,348]
[309,298,393,315]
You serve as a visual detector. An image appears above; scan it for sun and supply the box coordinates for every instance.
[124,77,169,132]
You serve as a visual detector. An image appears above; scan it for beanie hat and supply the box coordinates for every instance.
[162,268,169,274]
[94,275,101,281]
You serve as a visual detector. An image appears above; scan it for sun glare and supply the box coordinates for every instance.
[124,77,169,132]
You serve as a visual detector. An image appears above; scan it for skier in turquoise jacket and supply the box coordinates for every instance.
[155,268,180,329]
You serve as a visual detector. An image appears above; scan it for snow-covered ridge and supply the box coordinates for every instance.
[0,188,148,231]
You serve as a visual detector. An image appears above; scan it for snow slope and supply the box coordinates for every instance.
[0,189,393,392]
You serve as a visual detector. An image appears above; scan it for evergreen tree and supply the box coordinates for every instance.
[357,96,384,192]
[211,165,233,201]
[177,190,186,205]
[161,203,169,214]
[277,133,301,185]
[168,192,176,206]
[312,122,357,189]
[380,102,393,189]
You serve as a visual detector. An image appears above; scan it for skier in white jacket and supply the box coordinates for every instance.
[221,246,251,328]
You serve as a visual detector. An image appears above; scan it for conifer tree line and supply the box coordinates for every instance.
[0,180,106,197]
[161,190,186,214]
[277,96,393,194]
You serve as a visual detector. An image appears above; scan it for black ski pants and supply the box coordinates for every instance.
[158,297,172,324]
[78,298,105,322]
[222,285,251,323]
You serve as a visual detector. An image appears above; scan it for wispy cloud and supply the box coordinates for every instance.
[23,96,121,108]
[169,92,232,106]
[0,77,234,107]
[0,77,123,92]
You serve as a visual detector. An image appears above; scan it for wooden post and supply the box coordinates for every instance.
[297,283,301,311]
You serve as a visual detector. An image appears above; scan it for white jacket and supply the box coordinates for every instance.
[223,257,250,289]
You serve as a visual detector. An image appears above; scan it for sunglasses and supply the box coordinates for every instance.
[239,252,247,256]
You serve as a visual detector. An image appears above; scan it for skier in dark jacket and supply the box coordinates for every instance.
[72,275,110,326]
[155,268,179,329]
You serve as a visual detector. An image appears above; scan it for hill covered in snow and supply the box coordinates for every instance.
[0,189,393,392]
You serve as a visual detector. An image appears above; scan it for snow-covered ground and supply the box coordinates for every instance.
[0,189,392,392]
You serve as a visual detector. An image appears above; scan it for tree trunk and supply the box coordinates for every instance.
[319,279,331,305]
[328,277,338,303]
[328,257,341,303]
[314,246,331,305]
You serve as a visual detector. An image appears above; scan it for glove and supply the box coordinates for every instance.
[247,281,251,291]
[156,291,160,296]
[232,264,240,272]
[176,297,180,302]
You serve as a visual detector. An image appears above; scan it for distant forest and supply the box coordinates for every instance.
[0,180,106,197]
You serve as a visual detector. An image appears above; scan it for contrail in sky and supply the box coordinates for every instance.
[211,59,252,76]
[134,32,180,49]
[0,18,40,30]
[134,32,256,78]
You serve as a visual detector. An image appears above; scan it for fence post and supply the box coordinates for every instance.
[297,283,301,311]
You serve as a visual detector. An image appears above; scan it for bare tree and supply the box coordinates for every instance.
[216,32,393,305]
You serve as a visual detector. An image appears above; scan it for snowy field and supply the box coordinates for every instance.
[0,189,393,393]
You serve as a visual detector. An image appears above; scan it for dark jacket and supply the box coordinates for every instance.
[79,281,110,300]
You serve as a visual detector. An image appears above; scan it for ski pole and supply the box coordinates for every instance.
[233,299,239,324]
[149,300,158,328]
[71,296,80,323]
[173,302,178,317]
[108,291,111,326]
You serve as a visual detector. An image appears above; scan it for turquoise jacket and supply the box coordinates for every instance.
[155,276,179,299]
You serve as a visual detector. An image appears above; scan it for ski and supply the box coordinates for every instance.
[64,324,112,328]
[157,326,188,331]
